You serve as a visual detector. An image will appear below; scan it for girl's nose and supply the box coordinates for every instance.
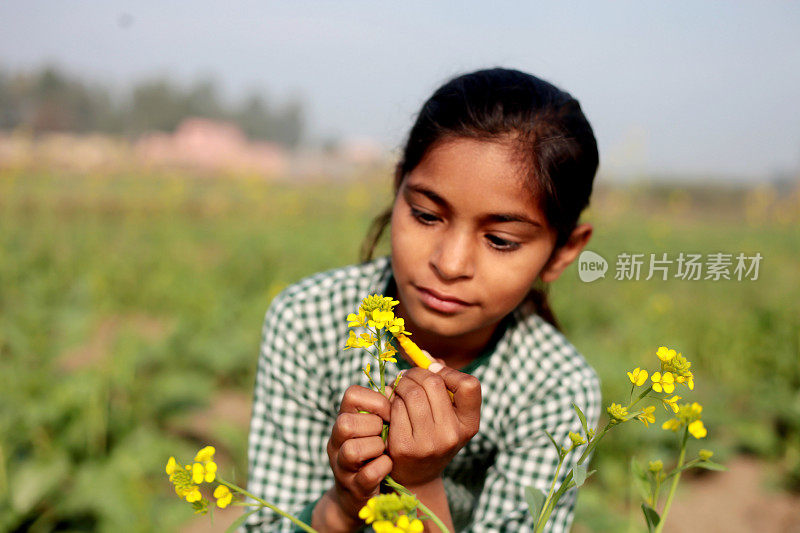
[430,230,475,281]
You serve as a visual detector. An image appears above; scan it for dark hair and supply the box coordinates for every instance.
[361,68,599,329]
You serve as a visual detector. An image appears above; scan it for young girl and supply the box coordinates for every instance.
[246,68,601,533]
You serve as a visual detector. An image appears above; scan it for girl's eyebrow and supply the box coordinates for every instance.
[404,183,543,228]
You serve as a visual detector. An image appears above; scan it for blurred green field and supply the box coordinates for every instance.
[1,169,798,532]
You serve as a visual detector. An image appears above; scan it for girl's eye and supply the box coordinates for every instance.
[486,234,521,251]
[410,207,440,225]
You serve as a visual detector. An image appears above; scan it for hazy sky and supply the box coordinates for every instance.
[1,2,799,180]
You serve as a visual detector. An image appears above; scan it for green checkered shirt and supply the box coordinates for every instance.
[245,257,601,532]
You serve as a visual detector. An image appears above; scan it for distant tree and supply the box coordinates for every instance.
[0,65,305,147]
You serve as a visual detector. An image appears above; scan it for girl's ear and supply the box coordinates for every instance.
[540,224,593,283]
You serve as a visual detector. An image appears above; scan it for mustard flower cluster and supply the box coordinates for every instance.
[165,446,233,515]
[359,494,424,533]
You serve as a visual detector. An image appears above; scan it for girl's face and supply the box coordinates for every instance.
[390,137,588,352]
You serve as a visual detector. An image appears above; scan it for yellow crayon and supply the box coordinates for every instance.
[396,334,433,369]
[396,334,455,403]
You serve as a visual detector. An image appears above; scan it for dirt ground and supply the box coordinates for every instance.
[663,456,800,533]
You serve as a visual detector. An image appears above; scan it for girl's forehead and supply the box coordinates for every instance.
[406,138,543,218]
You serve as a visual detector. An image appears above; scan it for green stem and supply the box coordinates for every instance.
[536,455,565,530]
[654,428,688,533]
[384,476,451,533]
[217,478,319,533]
[534,471,575,533]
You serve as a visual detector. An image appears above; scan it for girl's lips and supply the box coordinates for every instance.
[415,286,472,314]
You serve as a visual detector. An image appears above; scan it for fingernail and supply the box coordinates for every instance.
[428,362,444,373]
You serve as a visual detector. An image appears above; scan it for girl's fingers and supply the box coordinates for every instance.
[339,384,391,421]
[353,454,393,495]
[399,368,457,427]
[330,412,385,449]
[435,367,482,429]
[388,395,414,441]
[392,371,435,431]
[336,435,387,472]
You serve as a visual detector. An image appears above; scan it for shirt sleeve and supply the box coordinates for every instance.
[244,294,336,532]
[465,372,602,533]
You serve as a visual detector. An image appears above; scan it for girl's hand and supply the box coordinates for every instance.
[325,385,393,523]
[387,365,481,487]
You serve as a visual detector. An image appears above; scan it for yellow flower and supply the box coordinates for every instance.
[359,294,399,314]
[657,346,677,363]
[395,515,424,533]
[688,420,707,439]
[661,395,681,413]
[662,419,681,432]
[166,456,178,475]
[194,446,216,463]
[606,403,629,423]
[347,310,367,328]
[345,331,377,350]
[675,371,695,390]
[358,498,379,524]
[369,309,395,329]
[568,431,586,447]
[192,460,217,484]
[627,367,648,386]
[387,317,408,336]
[372,521,397,533]
[380,345,398,363]
[637,405,656,427]
[364,363,371,374]
[651,371,675,393]
[699,449,714,461]
[213,485,233,508]
[648,460,663,473]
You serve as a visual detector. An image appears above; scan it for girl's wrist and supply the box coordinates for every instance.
[313,488,362,533]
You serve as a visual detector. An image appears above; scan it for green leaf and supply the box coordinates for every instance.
[524,485,546,520]
[572,402,590,437]
[543,430,561,456]
[641,504,660,532]
[695,461,728,471]
[629,457,654,503]
[573,464,588,487]
[226,508,260,533]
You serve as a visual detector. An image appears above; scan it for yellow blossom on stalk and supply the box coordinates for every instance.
[661,395,681,413]
[369,309,395,329]
[380,344,398,363]
[359,493,418,528]
[194,446,216,464]
[190,446,217,483]
[166,457,204,503]
[648,460,663,473]
[659,349,694,390]
[661,402,708,439]
[651,371,675,393]
[699,449,714,461]
[662,419,681,432]
[606,403,629,423]
[627,367,648,386]
[657,346,677,363]
[344,331,378,350]
[688,420,707,439]
[569,431,586,447]
[387,317,409,336]
[360,294,400,314]
[347,310,367,327]
[674,371,695,391]
[637,405,656,427]
[213,485,233,508]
